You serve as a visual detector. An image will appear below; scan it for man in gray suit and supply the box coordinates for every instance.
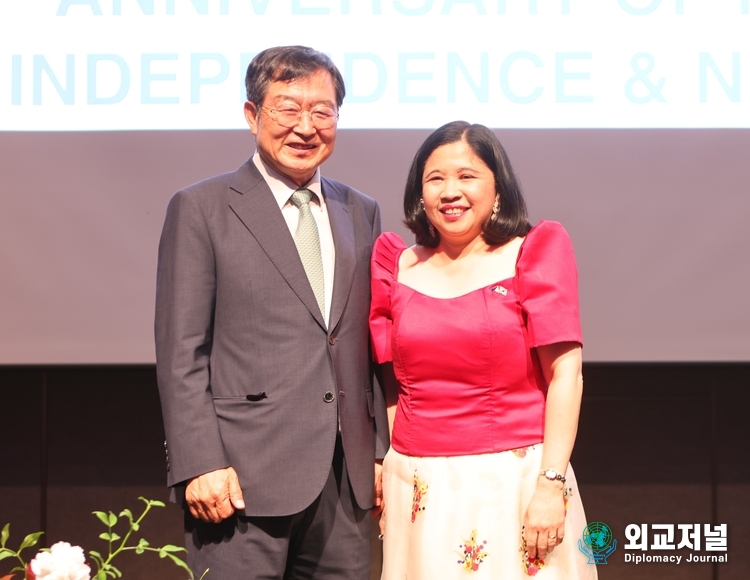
[155,46,386,579]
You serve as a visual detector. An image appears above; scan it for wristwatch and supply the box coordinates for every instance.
[540,468,566,484]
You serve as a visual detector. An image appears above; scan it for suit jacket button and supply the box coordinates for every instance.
[328,335,337,345]
[323,391,335,403]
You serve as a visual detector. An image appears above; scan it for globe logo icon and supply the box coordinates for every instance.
[579,522,617,564]
[583,522,612,550]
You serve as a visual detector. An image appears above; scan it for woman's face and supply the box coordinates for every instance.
[421,139,497,246]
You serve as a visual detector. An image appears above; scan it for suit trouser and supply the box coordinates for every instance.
[185,436,372,580]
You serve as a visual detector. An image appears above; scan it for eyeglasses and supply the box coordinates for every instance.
[262,104,339,130]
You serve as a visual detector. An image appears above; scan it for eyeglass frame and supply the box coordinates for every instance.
[260,104,339,130]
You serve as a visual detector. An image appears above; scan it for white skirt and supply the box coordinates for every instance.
[381,444,597,580]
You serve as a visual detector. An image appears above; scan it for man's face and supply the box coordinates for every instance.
[244,69,338,187]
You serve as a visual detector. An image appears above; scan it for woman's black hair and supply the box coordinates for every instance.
[403,121,531,247]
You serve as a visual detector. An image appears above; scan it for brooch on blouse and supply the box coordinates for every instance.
[491,285,508,296]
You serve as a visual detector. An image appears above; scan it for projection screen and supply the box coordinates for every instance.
[1,1,749,363]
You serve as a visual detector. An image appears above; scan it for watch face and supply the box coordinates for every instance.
[545,470,556,479]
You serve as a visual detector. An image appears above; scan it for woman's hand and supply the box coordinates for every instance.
[522,341,581,562]
[522,477,566,561]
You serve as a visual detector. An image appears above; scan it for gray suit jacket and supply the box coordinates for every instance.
[155,158,387,516]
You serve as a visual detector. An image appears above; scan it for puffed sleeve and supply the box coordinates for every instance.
[369,232,406,363]
[516,220,582,348]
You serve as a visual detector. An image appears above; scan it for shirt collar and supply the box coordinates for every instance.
[252,152,324,210]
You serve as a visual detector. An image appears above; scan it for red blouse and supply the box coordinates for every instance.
[369,221,582,457]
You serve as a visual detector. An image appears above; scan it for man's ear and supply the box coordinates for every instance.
[244,101,259,135]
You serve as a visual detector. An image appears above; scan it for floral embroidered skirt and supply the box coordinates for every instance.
[380,444,597,579]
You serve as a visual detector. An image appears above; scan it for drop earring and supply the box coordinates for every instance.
[421,197,436,237]
[492,196,500,219]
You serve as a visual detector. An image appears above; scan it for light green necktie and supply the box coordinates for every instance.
[290,188,325,320]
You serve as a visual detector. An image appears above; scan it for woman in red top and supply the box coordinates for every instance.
[370,121,596,579]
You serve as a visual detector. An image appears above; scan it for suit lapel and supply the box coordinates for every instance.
[228,159,326,330]
[325,179,357,334]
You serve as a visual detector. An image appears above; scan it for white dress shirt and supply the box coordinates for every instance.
[252,153,335,326]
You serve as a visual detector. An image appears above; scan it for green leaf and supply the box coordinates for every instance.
[99,533,112,542]
[118,509,133,523]
[88,550,103,566]
[18,531,44,552]
[158,544,186,553]
[135,537,148,553]
[0,552,15,562]
[164,552,193,575]
[93,511,110,527]
[102,563,121,578]
[130,523,139,532]
[139,497,165,508]
[1,523,9,548]
[107,512,118,527]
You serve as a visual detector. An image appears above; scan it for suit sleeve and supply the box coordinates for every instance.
[155,189,230,488]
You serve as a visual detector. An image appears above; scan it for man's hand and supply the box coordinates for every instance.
[373,461,385,537]
[185,467,245,523]
[372,461,384,519]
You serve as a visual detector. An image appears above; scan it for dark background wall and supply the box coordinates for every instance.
[1,363,748,579]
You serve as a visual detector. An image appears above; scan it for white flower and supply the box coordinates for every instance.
[30,542,91,580]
